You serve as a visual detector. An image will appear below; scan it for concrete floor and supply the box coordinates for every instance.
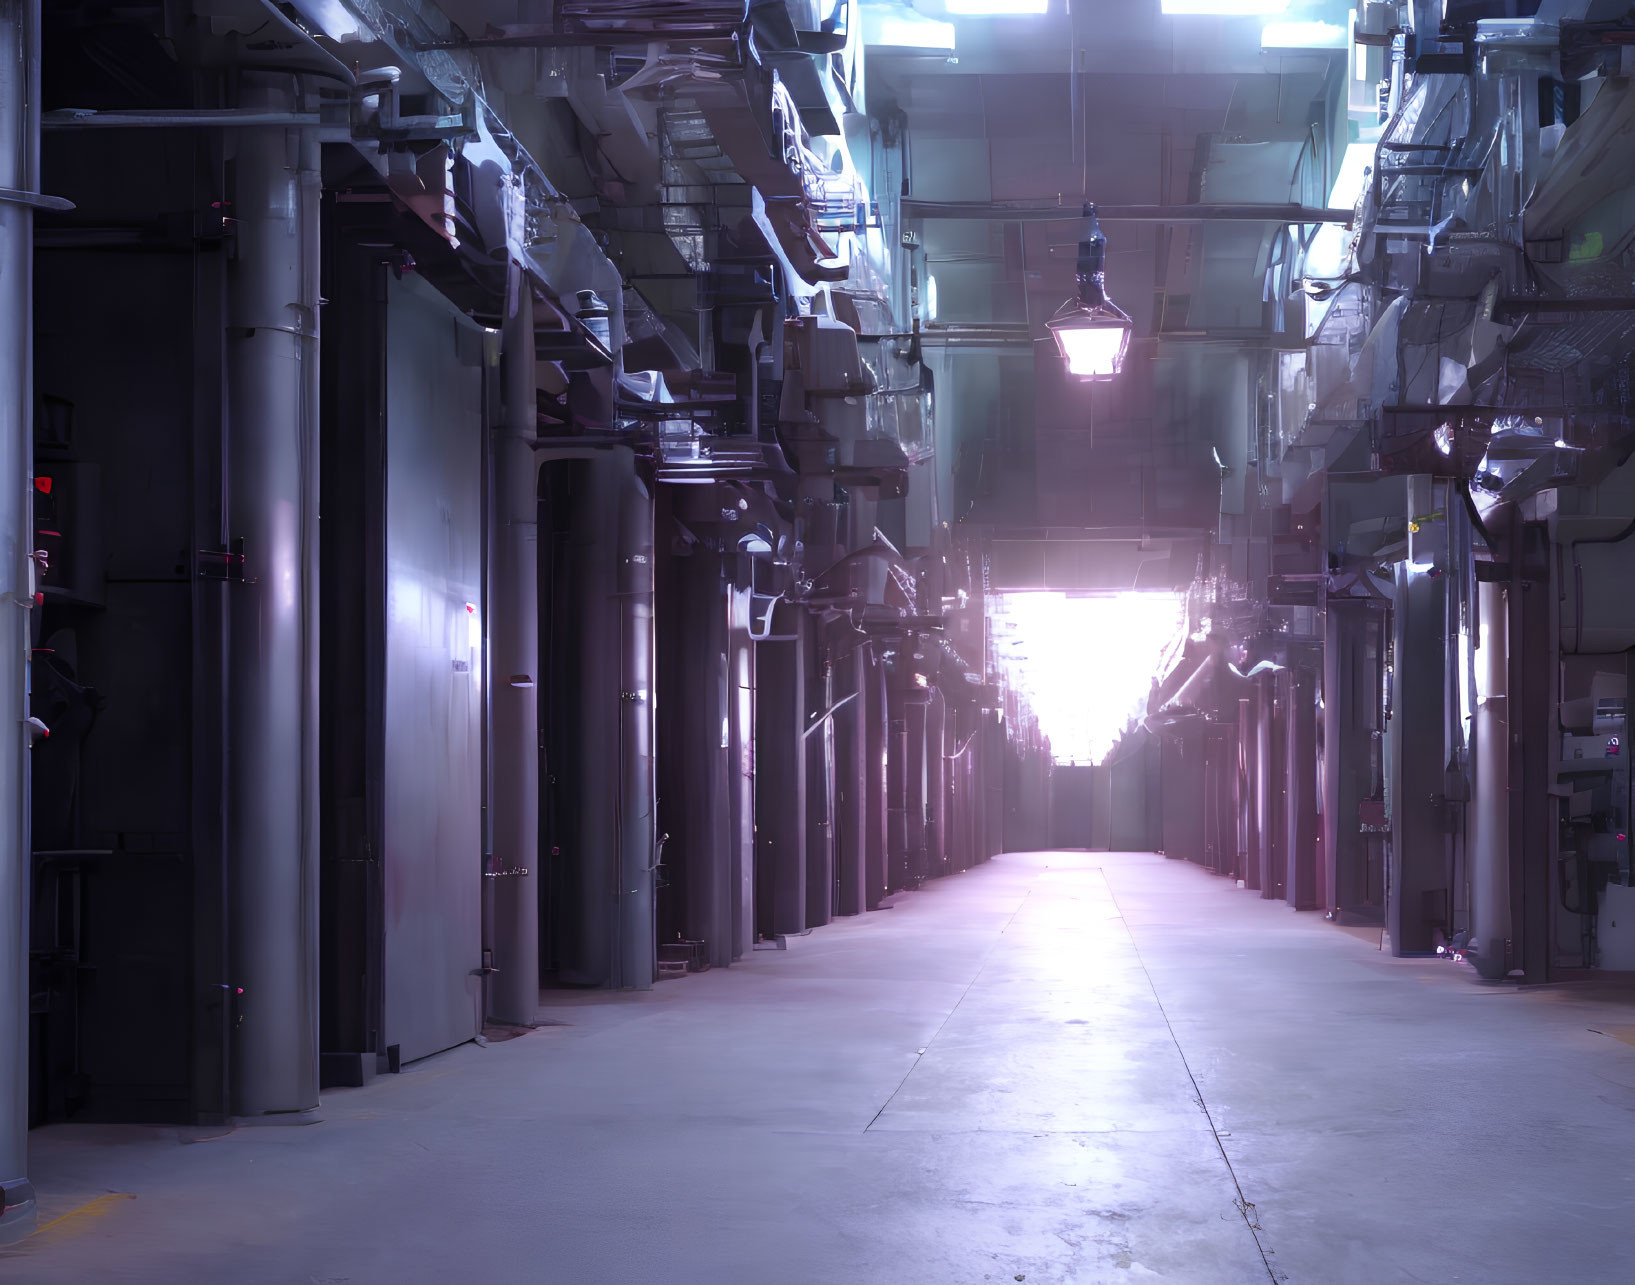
[9,851,1635,1284]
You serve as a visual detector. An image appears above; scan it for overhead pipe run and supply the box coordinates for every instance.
[902,200,1356,226]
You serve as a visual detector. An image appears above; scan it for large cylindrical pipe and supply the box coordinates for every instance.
[925,689,947,877]
[226,76,322,1118]
[1,0,39,1237]
[835,644,868,916]
[905,697,927,884]
[616,454,655,988]
[755,615,806,935]
[886,680,909,892]
[727,582,756,956]
[864,645,888,906]
[1471,579,1510,979]
[804,634,833,928]
[662,544,731,965]
[488,284,539,1024]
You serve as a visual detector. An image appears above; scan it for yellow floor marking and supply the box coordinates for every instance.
[0,1193,137,1254]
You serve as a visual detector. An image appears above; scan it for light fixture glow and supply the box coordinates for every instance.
[926,274,939,321]
[1433,424,1454,456]
[865,12,957,49]
[1162,0,1289,14]
[1048,202,1133,380]
[1261,20,1346,48]
[1050,317,1132,379]
[290,0,363,41]
[943,0,1047,15]
[991,591,1188,765]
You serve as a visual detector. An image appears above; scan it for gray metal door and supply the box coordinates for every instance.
[381,274,484,1063]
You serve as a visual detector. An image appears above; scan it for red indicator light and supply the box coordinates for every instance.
[34,477,51,494]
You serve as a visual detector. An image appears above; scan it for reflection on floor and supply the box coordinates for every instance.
[11,852,1635,1284]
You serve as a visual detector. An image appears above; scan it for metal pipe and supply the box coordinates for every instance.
[42,108,324,129]
[616,454,655,988]
[1470,579,1510,978]
[902,199,1355,225]
[488,280,540,1024]
[225,75,321,1119]
[0,0,38,1239]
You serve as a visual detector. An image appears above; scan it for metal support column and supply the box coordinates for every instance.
[835,645,869,916]
[886,679,909,891]
[804,629,833,928]
[755,613,806,936]
[1286,664,1320,910]
[1471,578,1510,979]
[1509,513,1551,982]
[864,645,888,905]
[225,76,322,1119]
[727,581,756,957]
[1389,477,1450,954]
[615,456,656,988]
[925,689,947,877]
[905,696,927,884]
[1,0,39,1236]
[488,284,539,1024]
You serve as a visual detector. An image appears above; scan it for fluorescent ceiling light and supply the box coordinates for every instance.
[1162,1,1289,14]
[943,0,1048,16]
[926,274,939,321]
[1262,20,1346,48]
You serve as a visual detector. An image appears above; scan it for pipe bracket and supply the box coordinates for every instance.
[0,186,74,212]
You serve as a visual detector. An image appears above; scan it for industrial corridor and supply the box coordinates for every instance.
[7,0,1635,1279]
[6,850,1631,1285]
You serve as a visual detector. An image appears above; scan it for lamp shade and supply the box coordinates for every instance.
[1047,301,1133,380]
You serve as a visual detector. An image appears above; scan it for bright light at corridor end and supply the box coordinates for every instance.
[991,592,1188,766]
[1162,0,1289,14]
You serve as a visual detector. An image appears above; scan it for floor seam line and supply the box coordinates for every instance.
[1102,871,1283,1285]
[863,887,1035,1133]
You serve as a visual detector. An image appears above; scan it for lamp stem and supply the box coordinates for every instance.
[1075,202,1108,309]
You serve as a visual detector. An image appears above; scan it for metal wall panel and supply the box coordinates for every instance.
[381,274,484,1063]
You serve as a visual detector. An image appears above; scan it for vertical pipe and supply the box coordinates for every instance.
[488,283,539,1024]
[728,580,756,957]
[616,455,655,989]
[906,697,927,884]
[1390,479,1450,952]
[836,645,868,916]
[226,78,321,1119]
[1470,579,1510,979]
[886,680,909,891]
[0,0,38,1236]
[668,547,730,966]
[1287,665,1320,910]
[804,633,833,928]
[1251,683,1270,891]
[925,689,947,877]
[1239,696,1256,882]
[755,619,805,936]
[865,646,888,905]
